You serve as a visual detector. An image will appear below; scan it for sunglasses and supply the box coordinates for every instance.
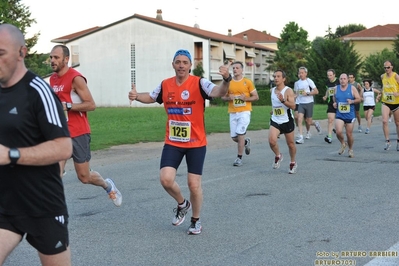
[384,66,391,69]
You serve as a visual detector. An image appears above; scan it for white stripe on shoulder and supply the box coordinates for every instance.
[30,77,63,128]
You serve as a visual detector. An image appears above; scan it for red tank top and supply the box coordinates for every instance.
[161,76,207,148]
[50,68,91,138]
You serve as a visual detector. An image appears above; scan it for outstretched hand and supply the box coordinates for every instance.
[219,60,232,80]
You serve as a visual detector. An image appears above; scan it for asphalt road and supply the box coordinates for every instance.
[5,117,399,266]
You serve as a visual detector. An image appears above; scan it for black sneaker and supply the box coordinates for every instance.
[324,135,332,144]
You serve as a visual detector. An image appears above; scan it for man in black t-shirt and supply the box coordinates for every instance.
[322,69,340,143]
[0,24,72,265]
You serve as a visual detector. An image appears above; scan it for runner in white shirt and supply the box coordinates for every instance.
[293,67,321,144]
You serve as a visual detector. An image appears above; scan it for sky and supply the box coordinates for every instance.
[21,0,394,54]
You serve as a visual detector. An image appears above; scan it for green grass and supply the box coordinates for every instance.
[88,103,382,151]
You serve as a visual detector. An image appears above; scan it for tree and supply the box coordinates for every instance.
[334,24,366,38]
[324,26,335,40]
[0,0,52,76]
[306,38,362,103]
[392,34,399,58]
[361,49,399,88]
[277,22,311,51]
[193,62,204,78]
[268,22,311,87]
[0,0,39,53]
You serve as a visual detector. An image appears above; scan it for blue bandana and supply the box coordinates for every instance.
[173,49,191,62]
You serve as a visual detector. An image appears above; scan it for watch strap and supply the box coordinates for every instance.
[223,74,232,82]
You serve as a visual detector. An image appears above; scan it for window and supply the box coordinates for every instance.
[245,48,256,58]
[71,45,79,65]
[222,43,235,59]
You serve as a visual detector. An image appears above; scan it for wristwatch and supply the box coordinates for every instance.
[66,102,72,111]
[9,148,20,165]
[223,74,232,82]
[306,92,310,96]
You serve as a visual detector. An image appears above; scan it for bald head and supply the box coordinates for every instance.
[0,24,25,48]
[0,24,27,88]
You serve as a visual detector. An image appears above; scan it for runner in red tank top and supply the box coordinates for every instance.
[50,45,122,207]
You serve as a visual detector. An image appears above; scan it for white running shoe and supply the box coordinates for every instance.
[384,141,391,151]
[273,154,283,169]
[338,142,347,155]
[233,158,243,167]
[296,135,304,144]
[314,121,321,134]
[172,200,192,226]
[187,219,202,235]
[289,162,298,174]
[305,132,311,139]
[105,178,122,207]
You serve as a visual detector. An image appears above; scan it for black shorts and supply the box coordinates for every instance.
[160,144,206,175]
[0,213,69,255]
[354,103,360,111]
[363,105,375,111]
[326,103,336,113]
[382,102,399,112]
[295,104,299,111]
[270,119,295,134]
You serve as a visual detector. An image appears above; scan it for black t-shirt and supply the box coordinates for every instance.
[0,71,70,217]
[325,78,340,104]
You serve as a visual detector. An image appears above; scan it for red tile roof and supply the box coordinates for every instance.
[51,14,275,51]
[342,24,399,40]
[51,27,101,43]
[233,29,279,42]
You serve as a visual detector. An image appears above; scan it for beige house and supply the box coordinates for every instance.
[342,24,399,60]
[233,29,279,51]
[47,10,278,107]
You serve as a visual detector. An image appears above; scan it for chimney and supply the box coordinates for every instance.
[228,29,232,37]
[156,9,163,20]
[243,34,248,41]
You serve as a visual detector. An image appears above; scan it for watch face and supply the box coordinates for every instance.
[10,149,20,158]
[9,149,20,160]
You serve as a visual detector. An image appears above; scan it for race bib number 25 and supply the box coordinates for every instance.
[338,102,350,113]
